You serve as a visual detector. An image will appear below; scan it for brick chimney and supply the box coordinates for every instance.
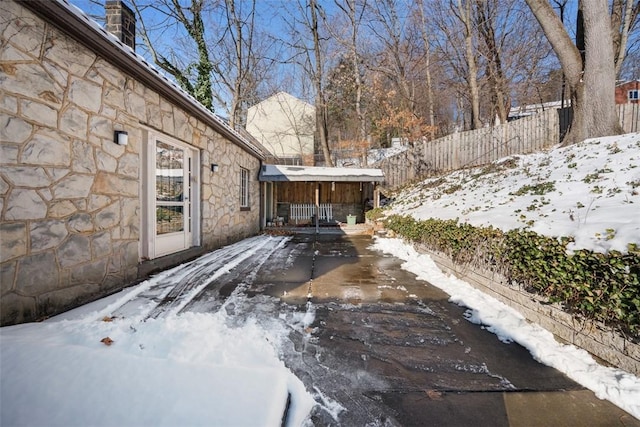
[105,0,136,50]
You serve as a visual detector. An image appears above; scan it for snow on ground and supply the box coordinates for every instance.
[371,237,640,419]
[388,133,640,253]
[0,312,307,427]
[1,237,315,427]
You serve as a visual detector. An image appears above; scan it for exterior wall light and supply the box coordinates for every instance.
[114,130,128,145]
[210,163,219,172]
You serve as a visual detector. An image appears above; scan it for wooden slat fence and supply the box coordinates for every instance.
[375,109,559,190]
[375,105,638,191]
[276,181,369,204]
[618,103,639,133]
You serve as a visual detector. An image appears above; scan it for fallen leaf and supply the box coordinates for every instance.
[100,337,114,346]
[425,389,442,400]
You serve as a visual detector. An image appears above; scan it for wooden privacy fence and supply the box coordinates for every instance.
[375,109,560,190]
[618,103,639,133]
[290,203,333,224]
[375,105,639,191]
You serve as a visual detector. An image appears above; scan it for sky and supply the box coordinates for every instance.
[2,134,639,425]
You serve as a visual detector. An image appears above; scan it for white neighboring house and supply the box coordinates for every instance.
[246,92,316,164]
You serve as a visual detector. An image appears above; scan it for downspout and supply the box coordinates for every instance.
[259,162,265,230]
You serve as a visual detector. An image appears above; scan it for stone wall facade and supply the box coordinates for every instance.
[0,1,261,325]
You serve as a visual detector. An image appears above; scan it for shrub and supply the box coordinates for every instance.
[365,207,386,222]
[383,215,640,336]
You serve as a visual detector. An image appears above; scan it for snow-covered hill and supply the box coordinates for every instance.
[387,133,640,254]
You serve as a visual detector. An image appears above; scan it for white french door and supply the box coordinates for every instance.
[155,140,191,256]
[143,131,200,259]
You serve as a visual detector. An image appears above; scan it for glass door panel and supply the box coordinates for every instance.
[155,140,189,256]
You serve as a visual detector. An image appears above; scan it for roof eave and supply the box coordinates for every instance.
[259,175,384,183]
[18,0,265,160]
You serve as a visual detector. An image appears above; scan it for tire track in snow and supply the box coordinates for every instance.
[145,235,289,319]
[105,235,287,320]
[205,235,293,316]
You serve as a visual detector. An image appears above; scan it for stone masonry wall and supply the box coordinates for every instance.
[0,1,260,325]
[413,243,640,376]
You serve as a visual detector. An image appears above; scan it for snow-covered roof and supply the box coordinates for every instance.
[508,100,569,118]
[259,165,384,182]
[368,146,409,165]
[616,79,640,86]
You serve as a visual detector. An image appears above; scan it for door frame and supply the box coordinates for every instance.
[141,128,200,260]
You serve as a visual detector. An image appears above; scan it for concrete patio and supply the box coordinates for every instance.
[113,231,639,426]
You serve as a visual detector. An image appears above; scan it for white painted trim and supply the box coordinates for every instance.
[142,128,201,259]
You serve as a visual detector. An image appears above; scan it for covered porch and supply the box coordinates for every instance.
[258,165,384,229]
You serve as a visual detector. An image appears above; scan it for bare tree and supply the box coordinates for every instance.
[130,0,273,125]
[365,0,415,113]
[474,0,511,124]
[132,0,214,109]
[611,0,640,78]
[310,0,333,165]
[210,0,276,128]
[283,0,334,166]
[428,0,482,130]
[456,0,482,129]
[333,0,368,145]
[416,0,437,130]
[216,0,257,128]
[363,0,444,145]
[526,0,622,144]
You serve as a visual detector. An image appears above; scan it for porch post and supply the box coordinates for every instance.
[374,184,380,208]
[260,181,266,229]
[315,182,319,233]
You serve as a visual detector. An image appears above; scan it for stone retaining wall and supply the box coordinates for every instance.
[0,1,261,325]
[414,243,640,376]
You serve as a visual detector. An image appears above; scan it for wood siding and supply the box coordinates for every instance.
[275,182,374,204]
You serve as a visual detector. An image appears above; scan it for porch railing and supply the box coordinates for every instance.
[290,203,333,224]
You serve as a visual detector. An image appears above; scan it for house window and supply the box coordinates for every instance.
[240,167,250,209]
[629,90,639,102]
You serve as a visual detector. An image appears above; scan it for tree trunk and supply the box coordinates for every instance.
[227,0,242,129]
[525,0,621,145]
[610,0,639,78]
[580,0,620,138]
[346,0,367,146]
[354,49,367,146]
[457,0,481,129]
[310,0,334,166]
[475,0,510,124]
[418,0,436,131]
